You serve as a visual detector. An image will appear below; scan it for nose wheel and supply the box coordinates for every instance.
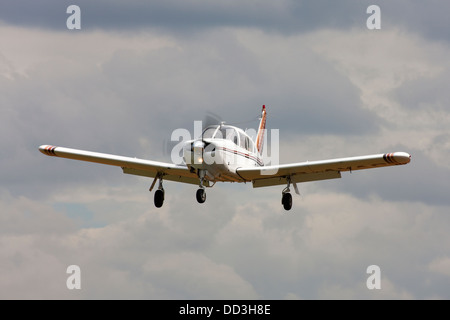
[196,169,207,204]
[196,188,206,203]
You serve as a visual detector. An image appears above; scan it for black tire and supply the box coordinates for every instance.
[154,189,164,208]
[196,189,206,203]
[282,193,292,211]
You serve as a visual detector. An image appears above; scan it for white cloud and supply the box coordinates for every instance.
[429,257,450,278]
[1,180,449,299]
[142,252,258,299]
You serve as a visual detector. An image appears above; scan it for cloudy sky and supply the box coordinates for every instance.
[1,0,450,299]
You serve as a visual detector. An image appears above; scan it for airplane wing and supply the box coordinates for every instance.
[236,152,411,188]
[38,145,207,186]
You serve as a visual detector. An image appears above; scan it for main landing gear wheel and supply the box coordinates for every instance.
[154,189,164,208]
[281,176,297,211]
[282,192,292,211]
[196,189,206,203]
[150,174,165,208]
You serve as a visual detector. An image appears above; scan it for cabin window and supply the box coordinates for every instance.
[248,139,255,153]
[238,133,245,149]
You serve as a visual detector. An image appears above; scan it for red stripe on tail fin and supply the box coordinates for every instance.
[256,105,267,154]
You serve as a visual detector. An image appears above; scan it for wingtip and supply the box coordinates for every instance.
[39,145,57,156]
[384,152,411,165]
[395,152,411,164]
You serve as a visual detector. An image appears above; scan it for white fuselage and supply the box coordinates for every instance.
[182,125,263,183]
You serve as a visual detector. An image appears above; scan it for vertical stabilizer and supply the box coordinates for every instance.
[256,105,267,154]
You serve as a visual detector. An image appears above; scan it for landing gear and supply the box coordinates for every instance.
[282,192,292,211]
[282,176,298,211]
[154,189,164,208]
[197,169,207,204]
[150,173,165,208]
[196,188,206,203]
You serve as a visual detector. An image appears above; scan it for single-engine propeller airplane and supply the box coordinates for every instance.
[39,105,411,210]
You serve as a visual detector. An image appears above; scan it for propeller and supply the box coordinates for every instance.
[197,111,223,165]
[162,111,223,164]
[202,111,223,131]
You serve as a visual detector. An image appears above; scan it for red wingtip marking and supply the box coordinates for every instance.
[40,145,57,156]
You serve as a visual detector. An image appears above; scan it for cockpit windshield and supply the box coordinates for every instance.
[202,125,239,145]
[201,125,255,152]
[201,127,217,139]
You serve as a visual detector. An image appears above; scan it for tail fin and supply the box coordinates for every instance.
[256,105,267,154]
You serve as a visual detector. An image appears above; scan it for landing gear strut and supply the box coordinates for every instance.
[196,169,207,204]
[282,176,299,211]
[150,173,165,208]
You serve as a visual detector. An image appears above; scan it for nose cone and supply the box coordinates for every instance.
[183,139,206,166]
[192,140,205,149]
[193,140,204,162]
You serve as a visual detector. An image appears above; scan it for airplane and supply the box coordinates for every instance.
[39,105,411,211]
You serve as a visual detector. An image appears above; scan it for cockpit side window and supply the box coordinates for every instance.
[226,128,239,146]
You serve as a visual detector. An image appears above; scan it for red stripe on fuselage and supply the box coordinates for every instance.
[217,147,264,166]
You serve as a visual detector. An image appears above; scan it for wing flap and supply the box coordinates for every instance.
[122,167,209,186]
[252,171,341,188]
